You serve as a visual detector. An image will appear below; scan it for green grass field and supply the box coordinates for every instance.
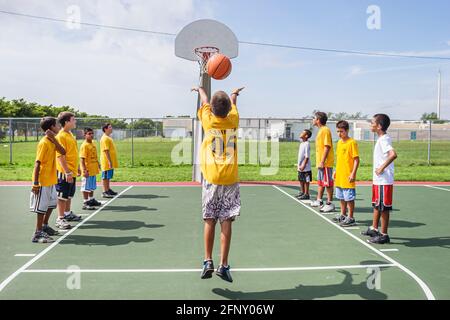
[1,138,449,181]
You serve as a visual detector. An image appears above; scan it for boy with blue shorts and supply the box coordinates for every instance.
[100,123,119,198]
[333,120,360,227]
[80,128,102,210]
[191,85,245,283]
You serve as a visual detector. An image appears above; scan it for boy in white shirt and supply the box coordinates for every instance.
[362,114,397,244]
[296,129,312,200]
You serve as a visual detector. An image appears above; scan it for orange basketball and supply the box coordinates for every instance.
[206,53,232,80]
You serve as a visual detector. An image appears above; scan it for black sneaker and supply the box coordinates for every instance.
[108,189,118,196]
[102,192,114,199]
[216,264,233,283]
[64,211,82,222]
[82,201,96,210]
[361,227,380,237]
[295,192,304,198]
[42,225,59,236]
[90,198,102,207]
[201,260,214,279]
[367,234,390,244]
[298,194,310,200]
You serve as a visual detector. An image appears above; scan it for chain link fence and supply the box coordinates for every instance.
[1,117,449,168]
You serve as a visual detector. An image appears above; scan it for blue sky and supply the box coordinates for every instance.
[0,0,449,119]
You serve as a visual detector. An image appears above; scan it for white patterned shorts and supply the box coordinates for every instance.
[202,180,241,223]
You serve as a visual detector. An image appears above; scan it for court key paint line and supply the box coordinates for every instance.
[0,186,133,293]
[272,185,436,300]
[424,185,450,192]
[23,263,396,273]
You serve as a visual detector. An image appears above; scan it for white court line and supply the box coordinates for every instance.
[23,263,395,273]
[424,185,450,192]
[344,227,360,230]
[0,186,133,293]
[380,249,399,252]
[272,185,436,300]
[14,254,36,257]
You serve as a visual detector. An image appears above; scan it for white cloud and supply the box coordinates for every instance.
[349,65,362,76]
[0,0,214,117]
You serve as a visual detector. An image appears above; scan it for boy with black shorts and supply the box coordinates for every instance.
[296,129,312,200]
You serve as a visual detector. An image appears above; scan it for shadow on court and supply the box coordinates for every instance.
[391,236,450,249]
[59,235,154,246]
[356,207,400,213]
[212,269,388,300]
[118,194,169,200]
[79,220,165,231]
[357,219,425,228]
[103,205,157,212]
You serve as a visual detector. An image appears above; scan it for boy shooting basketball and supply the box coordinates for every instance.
[191,85,244,283]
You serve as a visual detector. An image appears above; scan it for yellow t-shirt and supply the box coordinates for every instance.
[80,141,100,176]
[56,130,79,173]
[315,126,334,168]
[32,137,57,187]
[198,103,239,185]
[100,134,118,171]
[335,138,359,189]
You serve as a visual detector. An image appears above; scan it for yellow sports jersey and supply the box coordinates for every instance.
[198,103,239,185]
[335,138,359,189]
[32,137,57,187]
[80,141,100,176]
[315,126,334,168]
[100,134,118,171]
[56,130,79,173]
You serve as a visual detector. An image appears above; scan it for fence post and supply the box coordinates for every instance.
[427,120,431,165]
[131,118,134,167]
[8,118,12,164]
[258,119,261,166]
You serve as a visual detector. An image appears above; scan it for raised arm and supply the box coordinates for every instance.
[230,87,245,105]
[191,86,209,106]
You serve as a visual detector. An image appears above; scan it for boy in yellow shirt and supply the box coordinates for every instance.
[80,128,102,210]
[311,111,335,213]
[191,85,244,283]
[30,117,66,243]
[100,123,119,198]
[55,112,82,230]
[333,120,360,227]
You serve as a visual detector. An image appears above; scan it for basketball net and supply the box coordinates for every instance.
[194,46,219,74]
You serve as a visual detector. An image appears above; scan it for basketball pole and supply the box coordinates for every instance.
[193,71,211,182]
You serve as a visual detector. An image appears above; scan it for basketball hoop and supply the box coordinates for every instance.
[194,46,219,73]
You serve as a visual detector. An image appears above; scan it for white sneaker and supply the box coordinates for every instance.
[55,218,71,230]
[320,203,335,213]
[310,200,323,207]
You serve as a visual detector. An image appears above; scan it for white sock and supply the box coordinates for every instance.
[89,196,94,200]
[64,211,71,216]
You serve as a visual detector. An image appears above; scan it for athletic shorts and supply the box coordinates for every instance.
[335,187,356,202]
[298,171,312,183]
[81,176,97,192]
[102,169,114,180]
[202,180,241,223]
[56,171,76,200]
[317,167,334,187]
[372,184,393,212]
[30,185,57,214]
